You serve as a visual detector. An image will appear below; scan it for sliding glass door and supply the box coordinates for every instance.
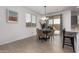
[53,16,61,34]
[48,15,62,35]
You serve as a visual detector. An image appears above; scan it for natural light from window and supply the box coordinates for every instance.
[48,19,53,25]
[54,19,60,24]
[26,13,31,23]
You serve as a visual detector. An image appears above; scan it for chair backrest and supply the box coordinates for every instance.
[63,28,65,33]
[48,27,54,36]
[63,28,75,37]
[47,26,54,36]
[41,23,47,29]
[63,28,66,37]
[36,28,44,36]
[48,31,54,36]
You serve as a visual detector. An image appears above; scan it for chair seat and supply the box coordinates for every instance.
[64,32,74,37]
[64,34,74,38]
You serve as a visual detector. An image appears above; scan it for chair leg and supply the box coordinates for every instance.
[50,36,52,42]
[71,38,75,52]
[53,35,54,39]
[39,37,41,40]
[36,36,39,40]
[63,37,65,48]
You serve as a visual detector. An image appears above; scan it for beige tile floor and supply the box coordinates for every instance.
[0,35,73,53]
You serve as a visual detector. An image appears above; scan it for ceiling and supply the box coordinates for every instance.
[25,6,76,15]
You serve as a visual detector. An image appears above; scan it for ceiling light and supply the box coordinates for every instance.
[41,6,49,21]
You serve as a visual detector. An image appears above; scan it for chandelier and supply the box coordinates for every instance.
[41,6,49,21]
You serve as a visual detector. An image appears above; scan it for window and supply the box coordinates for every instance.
[48,19,53,26]
[26,13,37,27]
[54,19,60,24]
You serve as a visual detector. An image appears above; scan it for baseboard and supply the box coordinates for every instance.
[0,35,36,45]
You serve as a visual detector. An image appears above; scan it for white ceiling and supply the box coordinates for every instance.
[25,6,75,15]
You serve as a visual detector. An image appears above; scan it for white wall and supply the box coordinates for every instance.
[47,10,71,31]
[62,10,71,31]
[0,6,41,45]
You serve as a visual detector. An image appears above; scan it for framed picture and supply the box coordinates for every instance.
[6,9,18,23]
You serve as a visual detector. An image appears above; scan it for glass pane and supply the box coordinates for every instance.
[31,15,36,27]
[54,19,60,24]
[26,13,31,27]
[53,18,60,34]
[48,19,53,25]
[26,13,31,23]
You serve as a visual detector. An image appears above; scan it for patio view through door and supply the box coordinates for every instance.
[48,15,62,35]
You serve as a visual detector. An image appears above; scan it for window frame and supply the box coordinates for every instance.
[26,13,37,27]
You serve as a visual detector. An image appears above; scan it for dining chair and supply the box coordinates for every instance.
[36,28,45,40]
[47,26,54,41]
[47,30,54,41]
[62,29,75,52]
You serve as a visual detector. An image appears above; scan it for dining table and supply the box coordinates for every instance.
[41,28,52,41]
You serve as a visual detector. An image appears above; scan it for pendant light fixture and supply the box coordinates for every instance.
[41,6,49,21]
